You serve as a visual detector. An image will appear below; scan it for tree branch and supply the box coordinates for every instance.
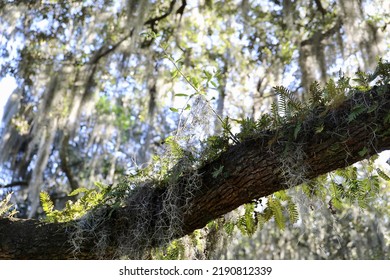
[1,85,389,259]
[314,0,327,16]
[0,181,28,189]
[144,0,177,32]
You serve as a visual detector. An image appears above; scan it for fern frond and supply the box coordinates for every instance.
[348,104,367,123]
[0,192,17,218]
[258,207,273,230]
[237,203,257,236]
[353,71,370,90]
[40,191,54,215]
[274,86,303,118]
[270,102,280,127]
[377,168,390,181]
[268,197,285,230]
[287,200,299,224]
[309,81,323,107]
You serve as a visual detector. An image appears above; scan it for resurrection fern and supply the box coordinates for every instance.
[0,192,17,218]
[40,192,54,215]
[268,196,285,230]
[237,203,257,236]
[371,58,390,85]
[236,117,258,140]
[377,168,390,181]
[256,114,272,131]
[40,183,110,223]
[309,81,324,107]
[164,136,185,159]
[270,102,281,127]
[326,165,383,210]
[223,221,235,236]
[155,240,186,260]
[274,190,300,225]
[274,86,303,118]
[353,71,371,91]
[287,199,299,224]
[348,104,367,123]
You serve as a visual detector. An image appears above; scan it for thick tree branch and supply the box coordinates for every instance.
[1,85,389,259]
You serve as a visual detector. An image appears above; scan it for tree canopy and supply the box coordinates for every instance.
[0,0,390,259]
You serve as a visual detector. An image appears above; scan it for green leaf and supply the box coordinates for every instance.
[184,104,191,110]
[169,107,179,113]
[287,201,299,224]
[377,168,390,181]
[358,147,368,157]
[175,93,188,97]
[212,165,224,178]
[269,197,285,230]
[171,69,179,79]
[294,122,301,140]
[315,124,324,134]
[69,187,90,196]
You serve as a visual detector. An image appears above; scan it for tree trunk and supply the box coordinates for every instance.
[1,85,389,259]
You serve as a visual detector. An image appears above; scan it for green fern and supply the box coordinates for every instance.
[353,71,371,91]
[309,81,324,107]
[164,136,184,158]
[325,78,337,100]
[237,203,257,236]
[329,166,381,210]
[237,117,258,140]
[256,114,272,130]
[223,221,235,236]
[40,191,54,214]
[274,190,299,224]
[377,168,390,181]
[348,104,367,123]
[287,200,299,224]
[0,192,17,218]
[268,196,285,230]
[270,102,281,127]
[274,86,303,119]
[40,183,110,223]
[257,207,273,230]
[370,58,390,85]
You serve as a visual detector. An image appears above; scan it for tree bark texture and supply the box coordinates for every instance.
[1,85,389,259]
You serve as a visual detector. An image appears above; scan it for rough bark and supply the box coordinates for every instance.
[1,85,389,259]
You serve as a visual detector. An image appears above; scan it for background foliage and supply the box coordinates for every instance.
[1,0,390,259]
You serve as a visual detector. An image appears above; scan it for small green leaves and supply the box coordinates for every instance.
[348,104,366,123]
[169,104,190,113]
[69,187,90,196]
[377,168,390,181]
[237,203,257,236]
[40,184,110,223]
[268,196,285,230]
[212,165,224,178]
[315,124,324,134]
[0,192,17,218]
[175,93,188,97]
[358,147,368,157]
[40,192,54,214]
[293,122,301,140]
